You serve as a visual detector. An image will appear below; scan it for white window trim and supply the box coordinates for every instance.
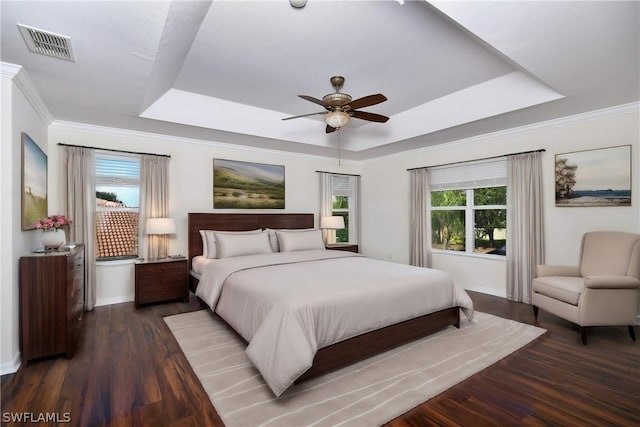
[429,188,506,258]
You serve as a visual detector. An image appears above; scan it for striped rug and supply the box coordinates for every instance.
[165,310,545,427]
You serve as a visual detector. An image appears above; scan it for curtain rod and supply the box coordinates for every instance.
[406,148,545,171]
[57,143,171,158]
[315,170,361,177]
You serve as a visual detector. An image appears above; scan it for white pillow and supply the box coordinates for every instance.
[276,229,325,252]
[265,228,315,252]
[215,232,273,258]
[199,229,262,259]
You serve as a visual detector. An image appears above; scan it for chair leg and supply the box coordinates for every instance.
[532,305,539,320]
[629,325,636,342]
[579,326,588,345]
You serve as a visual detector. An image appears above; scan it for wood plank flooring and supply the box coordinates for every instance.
[2,291,639,426]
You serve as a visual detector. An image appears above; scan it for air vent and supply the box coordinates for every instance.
[17,24,75,62]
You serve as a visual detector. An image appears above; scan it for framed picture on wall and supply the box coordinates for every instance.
[21,132,48,230]
[555,145,631,207]
[213,159,285,209]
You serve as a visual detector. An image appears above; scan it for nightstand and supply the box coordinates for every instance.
[325,243,359,253]
[134,257,188,308]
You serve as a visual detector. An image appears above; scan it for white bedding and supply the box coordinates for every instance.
[195,250,473,396]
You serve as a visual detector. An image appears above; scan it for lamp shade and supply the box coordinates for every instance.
[146,218,176,235]
[320,216,345,230]
[325,111,350,129]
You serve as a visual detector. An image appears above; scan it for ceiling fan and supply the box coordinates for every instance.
[282,76,389,133]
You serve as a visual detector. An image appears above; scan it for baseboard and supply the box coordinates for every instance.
[464,285,507,299]
[0,353,21,376]
[95,296,134,307]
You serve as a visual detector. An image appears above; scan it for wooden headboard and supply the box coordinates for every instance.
[187,213,314,288]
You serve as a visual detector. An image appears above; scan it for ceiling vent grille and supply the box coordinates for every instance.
[17,24,75,62]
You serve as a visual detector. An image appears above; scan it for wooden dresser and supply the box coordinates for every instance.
[19,244,85,364]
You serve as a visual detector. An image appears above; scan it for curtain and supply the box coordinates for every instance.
[64,146,97,310]
[140,155,169,260]
[409,168,431,267]
[319,172,333,244]
[349,175,361,244]
[506,152,544,303]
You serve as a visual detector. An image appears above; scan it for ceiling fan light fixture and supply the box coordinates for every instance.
[325,111,350,128]
[289,0,307,8]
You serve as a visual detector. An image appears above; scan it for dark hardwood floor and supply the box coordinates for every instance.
[2,291,639,426]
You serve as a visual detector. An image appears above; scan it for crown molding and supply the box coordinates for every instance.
[49,120,359,165]
[1,62,52,125]
[383,101,640,161]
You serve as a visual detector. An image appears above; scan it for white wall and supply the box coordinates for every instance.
[0,65,50,374]
[47,122,362,306]
[361,105,640,298]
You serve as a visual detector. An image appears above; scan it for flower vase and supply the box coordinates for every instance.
[42,229,66,250]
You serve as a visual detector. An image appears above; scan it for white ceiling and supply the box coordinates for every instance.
[1,1,638,160]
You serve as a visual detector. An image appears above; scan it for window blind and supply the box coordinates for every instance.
[96,155,140,187]
[430,159,506,191]
[332,174,352,196]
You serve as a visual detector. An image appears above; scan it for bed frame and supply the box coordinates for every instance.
[187,212,461,383]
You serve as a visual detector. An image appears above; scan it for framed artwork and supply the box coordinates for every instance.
[21,132,48,230]
[555,145,631,207]
[213,159,285,209]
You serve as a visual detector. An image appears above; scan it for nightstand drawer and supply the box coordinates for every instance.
[325,244,359,253]
[138,281,186,302]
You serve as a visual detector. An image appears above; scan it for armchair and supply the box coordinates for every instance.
[532,231,640,344]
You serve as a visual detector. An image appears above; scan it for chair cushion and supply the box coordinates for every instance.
[532,276,584,306]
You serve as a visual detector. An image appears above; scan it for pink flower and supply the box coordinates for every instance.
[33,214,72,230]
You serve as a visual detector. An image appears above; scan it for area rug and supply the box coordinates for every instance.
[164,310,545,427]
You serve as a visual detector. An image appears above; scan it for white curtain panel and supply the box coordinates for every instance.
[506,152,545,303]
[409,168,431,267]
[319,172,333,244]
[140,155,169,260]
[64,146,97,311]
[349,175,361,244]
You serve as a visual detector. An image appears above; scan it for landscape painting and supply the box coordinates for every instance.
[555,145,631,207]
[21,132,48,230]
[213,159,285,209]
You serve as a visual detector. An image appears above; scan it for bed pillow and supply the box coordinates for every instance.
[215,231,273,258]
[199,229,262,259]
[276,229,325,252]
[265,228,315,252]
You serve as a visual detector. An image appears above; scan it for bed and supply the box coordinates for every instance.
[187,213,473,396]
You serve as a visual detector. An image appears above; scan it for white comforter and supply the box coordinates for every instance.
[195,250,473,396]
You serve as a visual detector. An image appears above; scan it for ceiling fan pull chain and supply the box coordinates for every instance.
[338,129,342,166]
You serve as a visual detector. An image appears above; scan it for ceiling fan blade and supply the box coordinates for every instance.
[344,94,387,110]
[326,124,337,133]
[351,110,390,123]
[282,111,326,121]
[298,95,328,108]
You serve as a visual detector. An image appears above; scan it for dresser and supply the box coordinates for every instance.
[135,258,188,308]
[19,244,85,364]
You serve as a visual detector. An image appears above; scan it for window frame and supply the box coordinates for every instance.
[95,152,141,261]
[330,175,357,244]
[430,187,507,258]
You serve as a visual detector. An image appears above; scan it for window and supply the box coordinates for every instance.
[429,160,507,256]
[95,154,140,260]
[327,174,359,243]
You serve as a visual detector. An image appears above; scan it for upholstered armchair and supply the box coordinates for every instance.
[532,231,640,344]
